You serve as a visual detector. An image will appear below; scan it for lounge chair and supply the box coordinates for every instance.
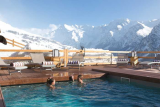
[67,53,85,71]
[139,54,160,69]
[0,57,28,75]
[29,53,56,71]
[117,53,129,67]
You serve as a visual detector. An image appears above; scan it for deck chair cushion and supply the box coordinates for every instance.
[68,60,79,64]
[10,62,25,67]
[14,66,28,70]
[117,59,128,61]
[117,59,128,63]
[42,61,54,65]
[153,60,160,62]
[42,65,55,67]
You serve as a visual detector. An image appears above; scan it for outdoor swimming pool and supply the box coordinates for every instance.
[2,78,160,107]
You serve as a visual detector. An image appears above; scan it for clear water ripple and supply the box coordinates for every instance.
[2,79,160,107]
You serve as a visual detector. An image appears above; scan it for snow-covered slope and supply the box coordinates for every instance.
[0,20,76,57]
[137,23,160,51]
[35,18,156,51]
[1,18,160,53]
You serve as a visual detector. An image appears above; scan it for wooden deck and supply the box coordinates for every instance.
[1,65,160,107]
[92,65,160,84]
[0,66,105,86]
[0,66,105,107]
[1,65,160,86]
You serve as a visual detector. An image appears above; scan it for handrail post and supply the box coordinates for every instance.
[131,51,138,66]
[66,49,68,65]
[111,53,112,64]
[64,49,68,67]
[12,39,14,47]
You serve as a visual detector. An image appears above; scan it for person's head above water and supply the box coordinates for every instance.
[47,77,55,85]
[78,75,83,79]
[69,75,74,81]
[77,75,83,83]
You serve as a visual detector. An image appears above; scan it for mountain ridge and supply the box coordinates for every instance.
[1,18,160,52]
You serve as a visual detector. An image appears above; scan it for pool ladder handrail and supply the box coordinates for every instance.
[121,77,130,83]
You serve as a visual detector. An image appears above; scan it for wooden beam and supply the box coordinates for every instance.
[6,38,25,46]
[84,62,116,65]
[14,41,25,46]
[1,57,65,60]
[110,51,131,53]
[68,50,131,53]
[5,38,12,41]
[6,38,25,48]
[84,56,111,58]
[138,56,155,59]
[0,49,131,53]
[68,50,82,52]
[67,56,118,59]
[0,49,53,52]
[0,49,64,52]
[7,42,23,48]
[85,50,110,53]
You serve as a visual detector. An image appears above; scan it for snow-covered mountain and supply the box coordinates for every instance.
[1,18,160,53]
[0,20,76,57]
[0,20,75,50]
[31,18,160,51]
[137,23,160,51]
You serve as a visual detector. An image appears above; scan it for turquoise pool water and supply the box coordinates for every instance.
[2,78,160,107]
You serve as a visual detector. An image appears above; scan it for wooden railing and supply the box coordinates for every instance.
[5,38,25,48]
[0,49,159,66]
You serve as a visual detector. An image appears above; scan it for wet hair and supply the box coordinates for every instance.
[69,76,74,81]
[77,75,83,81]
[69,76,73,81]
[47,78,53,85]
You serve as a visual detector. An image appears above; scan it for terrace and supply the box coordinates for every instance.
[0,49,160,107]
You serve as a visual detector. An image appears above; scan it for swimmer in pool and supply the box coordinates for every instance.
[77,75,84,84]
[47,77,56,89]
[69,75,74,82]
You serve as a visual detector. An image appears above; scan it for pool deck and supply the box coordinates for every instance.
[92,65,160,84]
[0,66,105,86]
[0,65,160,86]
[1,65,160,107]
